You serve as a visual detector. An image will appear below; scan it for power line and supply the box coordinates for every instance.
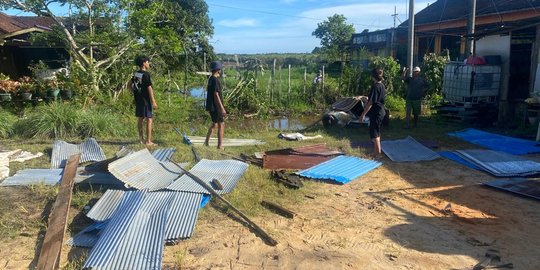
[207,2,390,29]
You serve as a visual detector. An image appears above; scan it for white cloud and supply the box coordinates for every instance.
[218,18,259,28]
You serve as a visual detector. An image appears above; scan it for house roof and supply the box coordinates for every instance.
[0,12,56,35]
[402,0,540,26]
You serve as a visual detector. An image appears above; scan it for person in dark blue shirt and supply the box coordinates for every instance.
[204,61,227,150]
[130,55,157,146]
[360,68,386,156]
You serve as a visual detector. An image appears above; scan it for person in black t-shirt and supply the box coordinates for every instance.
[204,61,227,150]
[360,68,386,156]
[129,55,158,146]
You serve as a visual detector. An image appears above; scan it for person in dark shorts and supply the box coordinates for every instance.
[402,66,427,128]
[204,61,227,150]
[360,68,386,156]
[130,55,158,146]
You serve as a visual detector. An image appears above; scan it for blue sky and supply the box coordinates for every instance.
[4,0,432,54]
[208,0,432,54]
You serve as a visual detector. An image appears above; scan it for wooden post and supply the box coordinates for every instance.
[271,59,276,101]
[288,64,291,99]
[321,65,325,94]
[279,65,282,100]
[254,63,258,93]
[37,154,80,270]
[303,67,307,94]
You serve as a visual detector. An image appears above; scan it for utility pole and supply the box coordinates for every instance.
[407,0,415,76]
[391,6,398,58]
[465,0,477,58]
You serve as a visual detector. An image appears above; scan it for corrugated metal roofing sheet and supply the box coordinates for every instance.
[163,191,202,241]
[87,189,125,221]
[51,138,106,168]
[86,189,202,241]
[152,148,176,162]
[263,144,343,170]
[381,136,440,162]
[166,159,248,194]
[455,149,540,177]
[108,149,186,191]
[0,169,63,186]
[66,222,107,248]
[298,155,382,184]
[84,190,172,270]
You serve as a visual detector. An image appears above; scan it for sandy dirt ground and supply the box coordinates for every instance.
[1,156,539,269]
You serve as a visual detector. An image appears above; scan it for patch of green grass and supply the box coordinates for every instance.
[71,185,106,210]
[0,108,17,138]
[62,251,88,270]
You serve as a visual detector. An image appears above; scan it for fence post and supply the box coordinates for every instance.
[279,65,282,100]
[303,67,307,95]
[288,64,291,99]
[322,65,325,95]
[272,59,276,101]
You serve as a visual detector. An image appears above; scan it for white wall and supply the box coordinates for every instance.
[476,35,511,100]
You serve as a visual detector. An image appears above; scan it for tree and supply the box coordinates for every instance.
[312,14,355,61]
[0,0,214,94]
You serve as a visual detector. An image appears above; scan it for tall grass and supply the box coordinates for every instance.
[0,108,17,138]
[13,102,131,139]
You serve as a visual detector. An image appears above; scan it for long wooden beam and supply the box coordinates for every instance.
[416,9,540,32]
[36,154,80,270]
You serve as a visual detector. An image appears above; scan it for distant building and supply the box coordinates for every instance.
[0,12,68,79]
[350,29,394,68]
[399,0,540,123]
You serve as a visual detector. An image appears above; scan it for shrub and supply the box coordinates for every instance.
[385,94,406,112]
[422,52,449,98]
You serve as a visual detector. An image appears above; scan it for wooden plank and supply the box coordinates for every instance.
[261,200,297,219]
[36,154,80,270]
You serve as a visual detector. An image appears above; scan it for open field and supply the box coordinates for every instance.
[0,115,539,269]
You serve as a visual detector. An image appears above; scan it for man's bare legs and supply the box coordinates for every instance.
[204,122,224,149]
[217,122,225,150]
[372,137,381,155]
[146,117,154,145]
[137,117,145,144]
[137,117,155,145]
[204,122,218,146]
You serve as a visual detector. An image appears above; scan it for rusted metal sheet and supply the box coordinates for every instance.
[263,144,343,170]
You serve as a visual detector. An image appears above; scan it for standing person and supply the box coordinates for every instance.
[204,61,227,150]
[130,55,158,146]
[402,66,427,128]
[360,68,386,156]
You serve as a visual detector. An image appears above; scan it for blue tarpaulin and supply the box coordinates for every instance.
[438,151,482,170]
[448,128,540,155]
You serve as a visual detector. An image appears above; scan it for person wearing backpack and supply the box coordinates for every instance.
[130,55,158,146]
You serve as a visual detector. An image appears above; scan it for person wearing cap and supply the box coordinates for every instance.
[402,66,427,128]
[130,55,158,146]
[204,61,227,150]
